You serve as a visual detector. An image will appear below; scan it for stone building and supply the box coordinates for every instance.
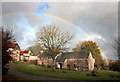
[37,52,95,71]
[56,52,95,71]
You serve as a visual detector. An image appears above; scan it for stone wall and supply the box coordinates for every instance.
[56,58,89,71]
[65,58,88,70]
[37,57,53,66]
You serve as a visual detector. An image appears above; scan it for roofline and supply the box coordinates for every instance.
[62,52,89,54]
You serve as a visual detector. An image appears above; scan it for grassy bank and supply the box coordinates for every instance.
[14,62,120,80]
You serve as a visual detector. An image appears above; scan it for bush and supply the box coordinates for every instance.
[109,61,120,71]
[100,63,109,70]
[13,59,19,64]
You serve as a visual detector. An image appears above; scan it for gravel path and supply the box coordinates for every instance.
[7,67,64,80]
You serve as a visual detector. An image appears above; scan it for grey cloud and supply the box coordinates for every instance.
[45,2,117,36]
[2,2,118,60]
[25,14,45,27]
[2,2,39,14]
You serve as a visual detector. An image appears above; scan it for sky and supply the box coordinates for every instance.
[1,1,118,60]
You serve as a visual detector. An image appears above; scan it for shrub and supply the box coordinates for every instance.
[100,63,109,70]
[109,61,120,71]
[12,59,19,64]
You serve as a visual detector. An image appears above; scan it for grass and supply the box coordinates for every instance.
[13,62,120,80]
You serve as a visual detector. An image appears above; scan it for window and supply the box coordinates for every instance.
[74,64,76,68]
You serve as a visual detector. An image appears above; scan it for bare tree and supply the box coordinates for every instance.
[28,44,43,56]
[113,36,120,60]
[35,25,73,70]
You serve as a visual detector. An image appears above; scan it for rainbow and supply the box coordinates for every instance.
[1,12,109,65]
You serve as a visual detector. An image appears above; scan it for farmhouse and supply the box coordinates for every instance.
[7,43,21,61]
[7,43,38,61]
[37,52,95,71]
[19,50,31,61]
[56,52,95,71]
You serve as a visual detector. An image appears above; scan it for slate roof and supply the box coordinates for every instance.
[38,53,52,58]
[56,52,89,62]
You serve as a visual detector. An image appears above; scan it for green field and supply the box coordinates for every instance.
[14,62,120,80]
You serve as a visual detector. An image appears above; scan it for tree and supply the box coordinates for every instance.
[72,41,82,52]
[113,36,120,60]
[28,44,43,56]
[35,25,73,70]
[1,27,16,75]
[73,41,105,69]
[110,36,120,71]
[109,60,120,71]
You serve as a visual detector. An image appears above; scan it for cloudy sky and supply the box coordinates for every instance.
[2,1,118,60]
